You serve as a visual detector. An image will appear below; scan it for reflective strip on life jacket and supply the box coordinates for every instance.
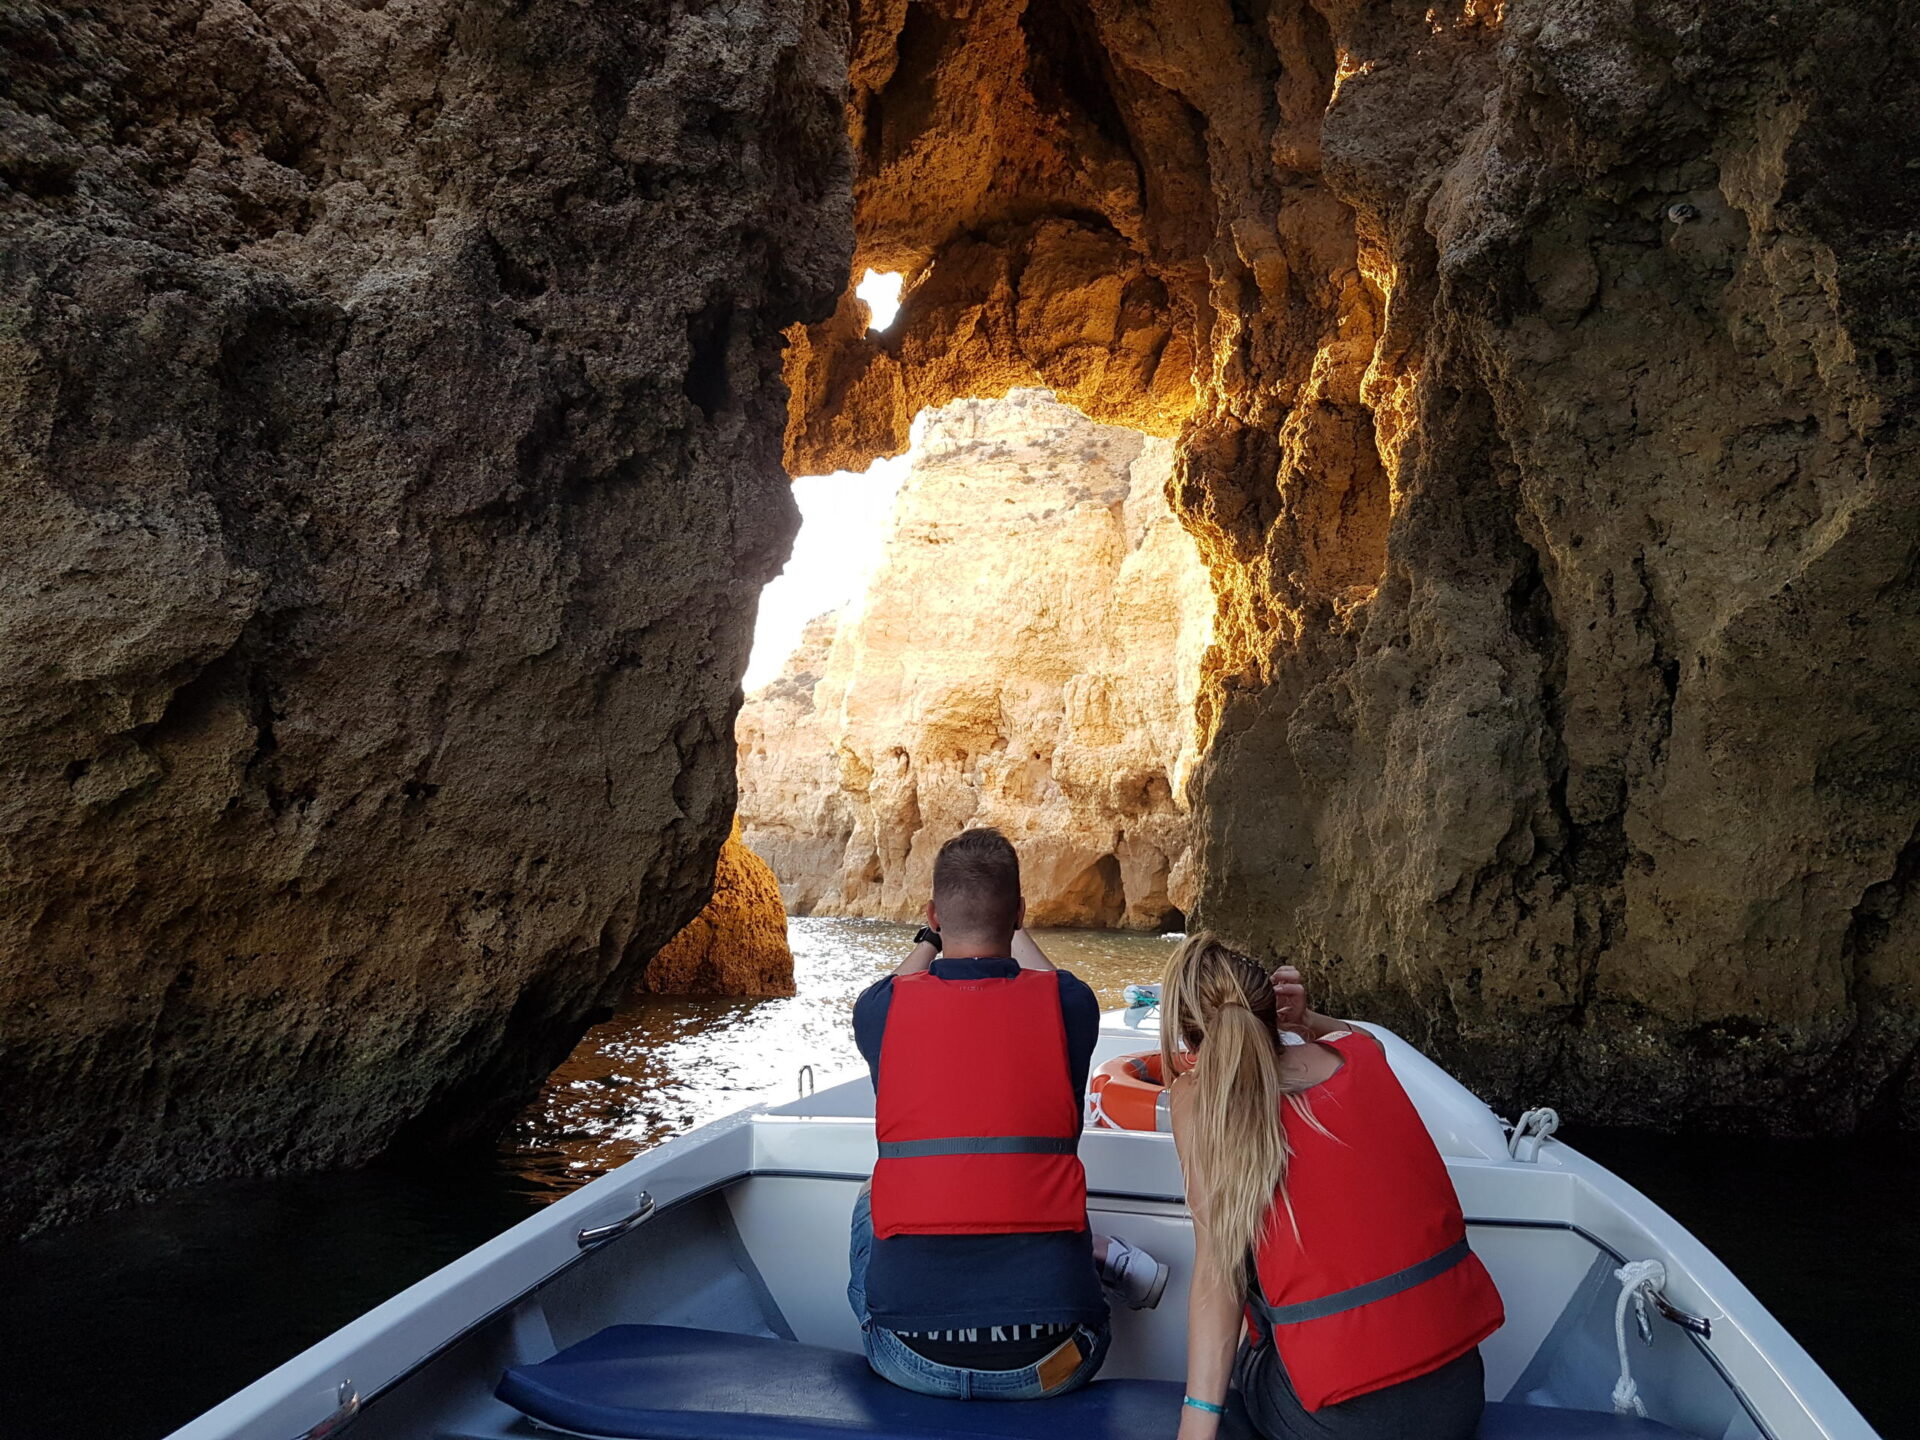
[1249,1238,1472,1326]
[876,1136,1079,1158]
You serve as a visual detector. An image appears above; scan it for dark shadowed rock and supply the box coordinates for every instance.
[0,0,851,1236]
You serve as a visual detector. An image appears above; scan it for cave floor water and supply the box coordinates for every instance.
[1,916,1913,1440]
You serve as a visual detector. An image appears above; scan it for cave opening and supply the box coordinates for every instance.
[738,387,1210,935]
[854,269,904,333]
[728,0,1399,945]
[728,0,1395,942]
[750,0,1423,957]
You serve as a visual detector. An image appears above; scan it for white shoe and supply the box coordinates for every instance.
[1099,1236,1169,1310]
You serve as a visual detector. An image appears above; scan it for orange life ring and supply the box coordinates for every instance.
[1086,1050,1189,1132]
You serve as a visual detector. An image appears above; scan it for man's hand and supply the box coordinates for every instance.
[896,910,940,975]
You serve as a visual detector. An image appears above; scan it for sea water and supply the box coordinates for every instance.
[501,918,1178,1197]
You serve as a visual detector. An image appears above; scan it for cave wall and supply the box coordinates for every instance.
[741,389,1211,929]
[786,0,1920,1131]
[0,0,850,1235]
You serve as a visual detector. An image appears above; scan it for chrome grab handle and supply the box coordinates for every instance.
[1653,1291,1713,1339]
[294,1380,359,1439]
[577,1190,655,1249]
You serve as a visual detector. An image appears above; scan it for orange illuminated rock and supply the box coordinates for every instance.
[782,0,1920,1132]
[644,823,796,999]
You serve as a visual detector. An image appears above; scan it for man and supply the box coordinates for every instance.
[847,826,1166,1400]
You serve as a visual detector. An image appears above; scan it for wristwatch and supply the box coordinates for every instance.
[913,926,942,953]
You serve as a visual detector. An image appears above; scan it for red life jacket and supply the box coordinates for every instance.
[870,967,1087,1239]
[1244,1030,1505,1411]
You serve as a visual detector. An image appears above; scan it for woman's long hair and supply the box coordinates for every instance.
[1160,931,1321,1288]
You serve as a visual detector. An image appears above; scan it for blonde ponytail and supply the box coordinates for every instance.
[1160,932,1317,1288]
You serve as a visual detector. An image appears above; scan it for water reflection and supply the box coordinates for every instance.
[501,918,1181,1197]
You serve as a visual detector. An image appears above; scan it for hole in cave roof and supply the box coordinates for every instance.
[856,269,903,333]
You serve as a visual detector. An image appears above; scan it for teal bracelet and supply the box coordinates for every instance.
[1183,1395,1227,1416]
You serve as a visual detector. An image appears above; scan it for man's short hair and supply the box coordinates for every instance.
[932,827,1022,937]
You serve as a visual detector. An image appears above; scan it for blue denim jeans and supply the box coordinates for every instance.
[846,1186,1111,1399]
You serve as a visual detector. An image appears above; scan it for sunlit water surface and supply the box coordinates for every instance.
[2,917,1912,1440]
[501,919,1179,1198]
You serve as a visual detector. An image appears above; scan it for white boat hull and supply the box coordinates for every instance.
[162,1010,1878,1440]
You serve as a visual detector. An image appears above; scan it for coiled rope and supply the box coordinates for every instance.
[1611,1259,1667,1417]
[1507,1107,1560,1162]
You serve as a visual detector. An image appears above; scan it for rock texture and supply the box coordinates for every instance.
[644,822,796,997]
[784,1,1920,1131]
[0,0,850,1235]
[741,390,1211,929]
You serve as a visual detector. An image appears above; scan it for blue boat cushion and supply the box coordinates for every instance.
[496,1325,1696,1440]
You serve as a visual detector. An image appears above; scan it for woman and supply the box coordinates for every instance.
[1162,934,1504,1440]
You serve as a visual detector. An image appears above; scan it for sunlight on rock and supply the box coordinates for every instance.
[744,452,909,691]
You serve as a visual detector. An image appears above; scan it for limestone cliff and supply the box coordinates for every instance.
[784,2,1920,1131]
[741,390,1211,929]
[0,0,849,1235]
[8,0,1915,1251]
[644,823,796,998]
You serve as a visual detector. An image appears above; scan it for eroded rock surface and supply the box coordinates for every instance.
[786,1,1920,1130]
[742,391,1211,928]
[0,0,849,1235]
[644,822,796,998]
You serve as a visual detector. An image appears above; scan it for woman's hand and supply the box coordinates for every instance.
[1274,964,1310,1035]
[1275,964,1351,1040]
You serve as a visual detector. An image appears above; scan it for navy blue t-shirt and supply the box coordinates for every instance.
[854,958,1107,1331]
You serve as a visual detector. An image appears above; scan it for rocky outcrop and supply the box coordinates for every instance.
[741,390,1211,929]
[0,0,850,1235]
[6,0,1914,1252]
[783,2,1920,1131]
[644,823,796,997]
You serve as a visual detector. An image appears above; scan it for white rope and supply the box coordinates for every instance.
[1508,1106,1560,1162]
[1611,1259,1667,1417]
[1086,1085,1115,1130]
